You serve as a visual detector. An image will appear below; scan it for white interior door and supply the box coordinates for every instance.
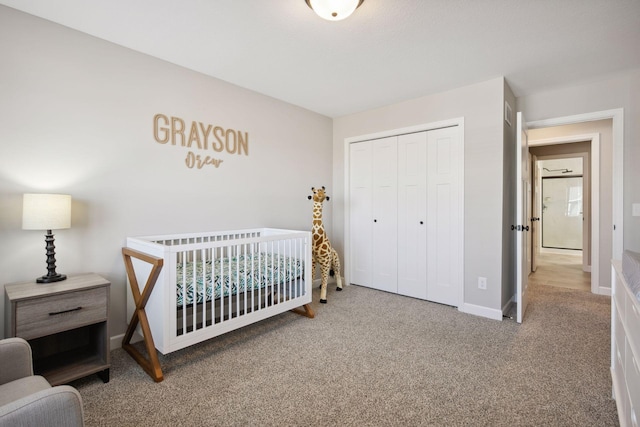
[531,157,541,272]
[516,112,530,323]
[426,127,460,306]
[349,141,373,286]
[397,132,428,299]
[372,137,398,293]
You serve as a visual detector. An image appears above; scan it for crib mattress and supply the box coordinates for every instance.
[176,252,303,305]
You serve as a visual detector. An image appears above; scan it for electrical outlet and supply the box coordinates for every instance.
[633,203,640,217]
[478,277,487,290]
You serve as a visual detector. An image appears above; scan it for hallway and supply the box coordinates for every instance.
[529,251,591,292]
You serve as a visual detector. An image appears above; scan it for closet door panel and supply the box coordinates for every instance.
[427,127,460,306]
[349,142,373,286]
[398,132,428,299]
[372,137,398,293]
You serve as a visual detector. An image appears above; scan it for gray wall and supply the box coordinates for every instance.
[332,77,506,316]
[0,6,333,339]
[501,81,517,311]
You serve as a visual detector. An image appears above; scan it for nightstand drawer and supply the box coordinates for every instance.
[15,287,107,340]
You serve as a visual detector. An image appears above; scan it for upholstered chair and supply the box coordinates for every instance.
[0,337,84,427]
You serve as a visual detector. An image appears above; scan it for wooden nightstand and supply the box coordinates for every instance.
[4,273,110,386]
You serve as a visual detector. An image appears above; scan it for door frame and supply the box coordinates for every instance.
[528,107,624,295]
[343,117,465,307]
[535,152,590,272]
[530,136,598,293]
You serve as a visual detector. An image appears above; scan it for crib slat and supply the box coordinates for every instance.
[220,248,225,323]
[200,248,206,330]
[250,243,255,313]
[235,244,240,318]
[258,250,262,311]
[180,252,187,335]
[211,247,217,325]
[242,244,247,315]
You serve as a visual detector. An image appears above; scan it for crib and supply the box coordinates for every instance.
[122,228,314,381]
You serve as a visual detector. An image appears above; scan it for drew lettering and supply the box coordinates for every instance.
[185,151,224,169]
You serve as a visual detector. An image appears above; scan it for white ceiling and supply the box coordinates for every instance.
[2,0,639,118]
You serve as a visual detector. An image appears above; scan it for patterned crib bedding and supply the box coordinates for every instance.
[176,252,304,306]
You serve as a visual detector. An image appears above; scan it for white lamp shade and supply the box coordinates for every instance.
[307,0,362,21]
[22,193,72,230]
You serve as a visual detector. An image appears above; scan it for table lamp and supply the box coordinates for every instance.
[22,193,71,283]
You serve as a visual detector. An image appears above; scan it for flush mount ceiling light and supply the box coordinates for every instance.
[305,0,365,21]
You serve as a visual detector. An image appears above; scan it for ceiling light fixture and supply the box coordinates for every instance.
[305,0,364,21]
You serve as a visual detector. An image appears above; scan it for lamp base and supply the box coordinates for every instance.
[37,273,67,284]
[37,230,66,284]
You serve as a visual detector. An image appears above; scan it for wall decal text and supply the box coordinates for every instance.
[153,114,249,169]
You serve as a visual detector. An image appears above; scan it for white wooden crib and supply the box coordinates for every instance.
[122,228,314,381]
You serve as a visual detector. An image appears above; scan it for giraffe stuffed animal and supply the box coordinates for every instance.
[308,186,343,303]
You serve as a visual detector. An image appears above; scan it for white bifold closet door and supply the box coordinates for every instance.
[349,141,374,288]
[397,132,428,299]
[350,126,461,307]
[349,137,398,293]
[372,137,398,293]
[427,127,460,306]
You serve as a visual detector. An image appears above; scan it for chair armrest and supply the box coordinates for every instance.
[0,338,33,385]
[0,385,84,427]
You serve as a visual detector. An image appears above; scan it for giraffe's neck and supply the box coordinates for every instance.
[312,201,326,247]
[313,201,324,223]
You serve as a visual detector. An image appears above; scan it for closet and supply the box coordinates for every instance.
[349,126,462,307]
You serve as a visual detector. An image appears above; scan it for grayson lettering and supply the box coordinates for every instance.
[153,114,248,156]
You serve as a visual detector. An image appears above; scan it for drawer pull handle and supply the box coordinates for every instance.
[49,307,82,316]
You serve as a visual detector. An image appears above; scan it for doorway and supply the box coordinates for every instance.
[526,112,622,296]
[530,149,591,292]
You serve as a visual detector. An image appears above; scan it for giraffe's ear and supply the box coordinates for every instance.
[326,196,330,201]
[308,195,312,200]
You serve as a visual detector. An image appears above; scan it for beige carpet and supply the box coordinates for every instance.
[73,282,618,426]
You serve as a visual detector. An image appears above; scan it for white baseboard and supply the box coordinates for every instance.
[459,303,504,321]
[110,332,142,351]
[599,286,612,296]
[502,298,515,320]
